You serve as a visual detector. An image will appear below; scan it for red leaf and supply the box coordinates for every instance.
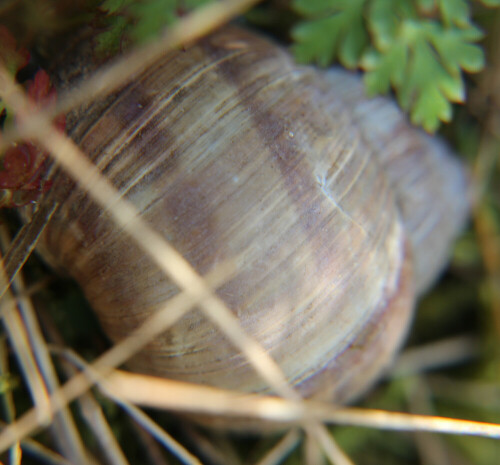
[27,70,54,104]
[0,36,66,207]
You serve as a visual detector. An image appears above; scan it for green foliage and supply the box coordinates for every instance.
[293,0,368,68]
[97,0,212,55]
[291,0,494,132]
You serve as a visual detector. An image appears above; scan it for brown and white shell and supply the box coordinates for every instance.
[28,26,468,403]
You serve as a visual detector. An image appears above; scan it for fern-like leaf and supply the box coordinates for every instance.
[292,0,490,132]
[292,0,368,68]
[362,18,484,131]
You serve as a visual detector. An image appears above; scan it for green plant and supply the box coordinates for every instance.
[292,0,498,131]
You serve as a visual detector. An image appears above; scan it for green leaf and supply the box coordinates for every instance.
[292,17,342,66]
[399,26,456,126]
[369,0,399,49]
[361,43,407,93]
[291,0,368,68]
[439,0,470,27]
[438,72,465,102]
[412,84,452,131]
[369,0,416,49]
[128,0,178,43]
[430,26,485,73]
[339,13,368,67]
[95,15,129,56]
[368,13,485,130]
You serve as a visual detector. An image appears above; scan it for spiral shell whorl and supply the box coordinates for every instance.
[32,26,466,404]
[320,71,469,294]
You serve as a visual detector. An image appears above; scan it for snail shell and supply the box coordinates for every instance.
[320,72,468,295]
[28,26,468,403]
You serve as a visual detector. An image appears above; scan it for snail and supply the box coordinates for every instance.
[23,25,468,406]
